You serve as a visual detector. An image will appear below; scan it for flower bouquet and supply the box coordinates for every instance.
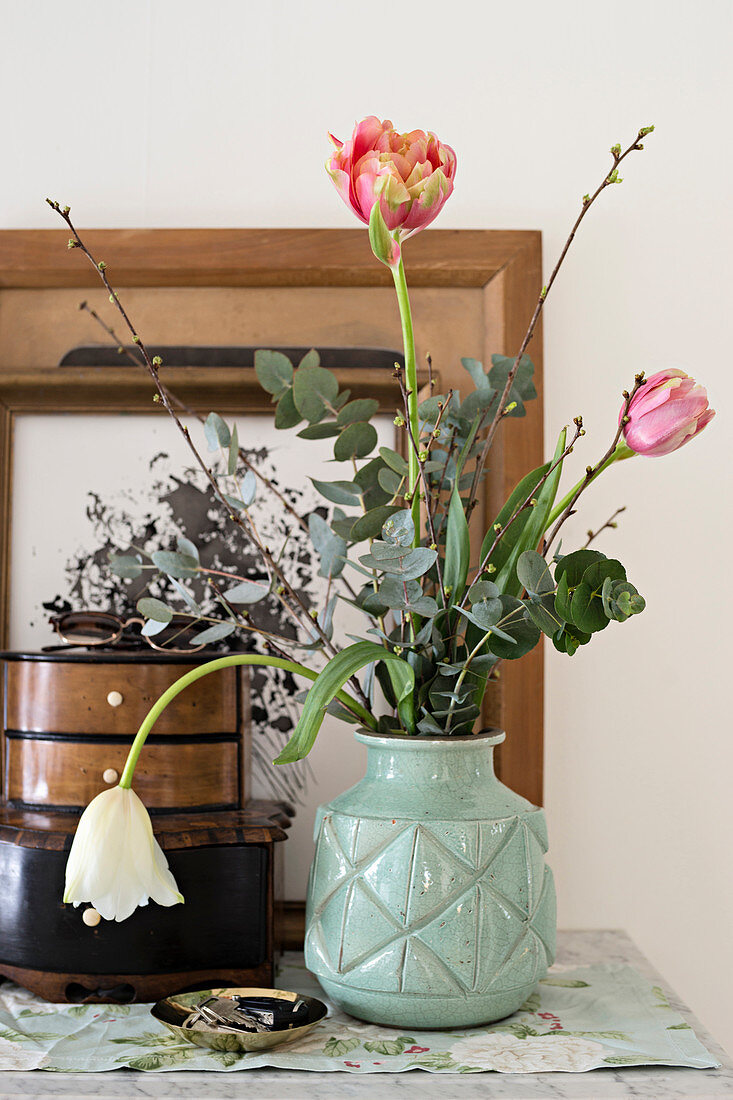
[51,117,713,1023]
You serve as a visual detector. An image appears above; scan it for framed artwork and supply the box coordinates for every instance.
[0,227,545,904]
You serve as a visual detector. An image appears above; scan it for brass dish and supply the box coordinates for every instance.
[151,986,328,1053]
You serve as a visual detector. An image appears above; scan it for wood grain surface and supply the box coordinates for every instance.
[0,227,545,808]
[0,228,537,288]
[5,659,238,735]
[4,735,239,811]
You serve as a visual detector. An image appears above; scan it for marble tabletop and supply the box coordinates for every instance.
[0,930,729,1100]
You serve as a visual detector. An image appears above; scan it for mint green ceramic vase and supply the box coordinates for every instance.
[304,729,556,1028]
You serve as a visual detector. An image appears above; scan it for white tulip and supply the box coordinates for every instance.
[64,785,184,922]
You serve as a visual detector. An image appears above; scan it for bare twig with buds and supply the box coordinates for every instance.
[584,506,626,548]
[471,125,654,491]
[542,374,646,555]
[49,202,370,708]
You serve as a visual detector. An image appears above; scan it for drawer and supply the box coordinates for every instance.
[4,661,238,736]
[4,735,239,811]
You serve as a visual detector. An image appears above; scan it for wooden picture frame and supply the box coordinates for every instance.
[0,227,545,810]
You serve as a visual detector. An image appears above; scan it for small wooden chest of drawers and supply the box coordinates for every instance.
[2,651,249,813]
[0,651,291,1004]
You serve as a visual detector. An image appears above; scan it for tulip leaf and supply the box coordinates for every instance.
[479,463,550,579]
[292,365,339,423]
[274,642,415,763]
[444,489,470,603]
[493,427,567,597]
[334,421,378,461]
[254,349,294,398]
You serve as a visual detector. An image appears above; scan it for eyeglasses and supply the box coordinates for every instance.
[49,611,206,654]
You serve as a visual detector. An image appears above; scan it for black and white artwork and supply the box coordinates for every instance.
[11,412,391,896]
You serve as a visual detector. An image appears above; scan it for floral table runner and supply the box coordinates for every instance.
[0,954,718,1074]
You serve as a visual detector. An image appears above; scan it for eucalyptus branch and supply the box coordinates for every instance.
[79,299,361,606]
[460,417,585,610]
[471,124,654,489]
[542,376,644,555]
[204,578,297,658]
[395,367,447,608]
[50,203,371,711]
[79,300,312,536]
[584,506,626,548]
[444,628,493,733]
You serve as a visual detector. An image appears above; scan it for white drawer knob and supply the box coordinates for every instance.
[83,908,101,927]
[107,690,124,707]
[103,768,119,785]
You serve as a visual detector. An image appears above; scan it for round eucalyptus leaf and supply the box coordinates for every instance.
[254,349,294,397]
[151,550,198,579]
[190,622,236,645]
[334,421,378,461]
[136,597,172,623]
[337,398,380,426]
[274,387,303,429]
[224,580,268,604]
[350,506,401,542]
[292,365,339,422]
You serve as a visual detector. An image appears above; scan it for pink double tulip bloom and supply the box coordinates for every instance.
[621,369,715,456]
[327,116,456,256]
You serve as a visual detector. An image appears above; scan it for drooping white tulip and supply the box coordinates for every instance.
[64,785,183,922]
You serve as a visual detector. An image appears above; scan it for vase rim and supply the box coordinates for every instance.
[355,727,505,749]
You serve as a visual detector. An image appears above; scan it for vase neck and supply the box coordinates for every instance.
[356,732,504,788]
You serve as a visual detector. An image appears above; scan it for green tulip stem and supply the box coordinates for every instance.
[391,256,421,547]
[118,654,374,789]
[545,441,636,531]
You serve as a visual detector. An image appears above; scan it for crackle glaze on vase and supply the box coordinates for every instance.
[305,729,556,1028]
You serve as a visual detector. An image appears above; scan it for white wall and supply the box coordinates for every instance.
[4,0,732,1053]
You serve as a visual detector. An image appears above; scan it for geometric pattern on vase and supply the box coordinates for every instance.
[306,809,556,997]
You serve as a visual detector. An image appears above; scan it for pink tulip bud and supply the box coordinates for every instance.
[621,369,715,457]
[326,116,456,264]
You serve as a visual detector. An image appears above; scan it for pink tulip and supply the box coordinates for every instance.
[326,117,456,245]
[621,369,715,456]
